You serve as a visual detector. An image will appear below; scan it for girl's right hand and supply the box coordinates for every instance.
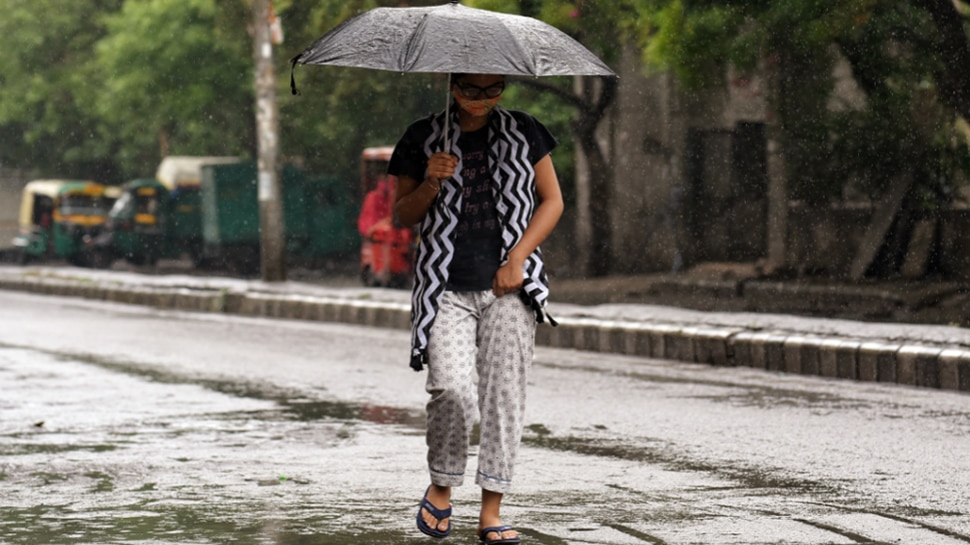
[426,152,458,181]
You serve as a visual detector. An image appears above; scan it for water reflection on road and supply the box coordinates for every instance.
[0,347,427,545]
[3,289,970,544]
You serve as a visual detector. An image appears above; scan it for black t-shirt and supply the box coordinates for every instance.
[447,127,501,291]
[387,108,558,291]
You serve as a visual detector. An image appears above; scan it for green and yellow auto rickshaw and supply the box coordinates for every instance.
[90,177,204,268]
[13,179,112,266]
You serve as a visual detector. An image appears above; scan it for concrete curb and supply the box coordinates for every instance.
[3,275,969,393]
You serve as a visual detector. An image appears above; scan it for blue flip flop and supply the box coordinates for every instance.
[416,486,452,538]
[479,525,521,545]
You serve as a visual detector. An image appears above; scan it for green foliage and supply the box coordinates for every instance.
[634,0,970,204]
[3,0,965,211]
[94,0,254,176]
[647,3,746,88]
[0,0,123,178]
[282,0,452,188]
[0,0,603,190]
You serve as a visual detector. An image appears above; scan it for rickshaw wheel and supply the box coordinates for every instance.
[126,253,147,266]
[67,253,88,268]
[89,249,115,270]
[389,273,411,289]
[361,266,376,287]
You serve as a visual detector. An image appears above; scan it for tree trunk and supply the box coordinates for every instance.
[519,76,618,277]
[253,0,286,282]
[574,77,617,277]
[911,0,970,122]
[848,169,916,280]
[764,126,788,274]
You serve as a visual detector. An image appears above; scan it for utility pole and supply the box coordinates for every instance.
[253,0,286,282]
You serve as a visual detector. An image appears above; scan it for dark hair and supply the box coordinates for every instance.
[450,73,507,82]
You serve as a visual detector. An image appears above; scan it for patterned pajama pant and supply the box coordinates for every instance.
[424,290,536,493]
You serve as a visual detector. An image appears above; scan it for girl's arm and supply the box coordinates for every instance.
[394,152,457,227]
[492,154,564,295]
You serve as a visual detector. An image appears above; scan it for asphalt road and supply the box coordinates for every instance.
[2,289,969,545]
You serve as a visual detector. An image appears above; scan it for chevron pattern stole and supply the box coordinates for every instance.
[408,105,552,371]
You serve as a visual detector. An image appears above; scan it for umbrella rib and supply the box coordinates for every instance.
[401,12,433,73]
[502,26,536,77]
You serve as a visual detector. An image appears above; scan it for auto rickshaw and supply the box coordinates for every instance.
[86,157,239,269]
[12,179,112,266]
[90,178,204,268]
[358,146,414,287]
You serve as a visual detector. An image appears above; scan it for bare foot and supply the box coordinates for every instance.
[479,489,519,542]
[420,484,451,534]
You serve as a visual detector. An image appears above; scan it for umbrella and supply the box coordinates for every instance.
[291,0,614,80]
[290,0,614,146]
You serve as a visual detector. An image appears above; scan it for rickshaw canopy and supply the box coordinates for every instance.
[18,180,74,231]
[156,156,241,190]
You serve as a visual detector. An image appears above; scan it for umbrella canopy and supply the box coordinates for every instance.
[291,0,614,79]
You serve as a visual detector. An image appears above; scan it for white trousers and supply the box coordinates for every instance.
[424,290,536,493]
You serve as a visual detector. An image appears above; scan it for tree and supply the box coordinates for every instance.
[913,0,970,122]
[280,0,454,193]
[0,0,123,180]
[632,0,970,277]
[465,0,622,276]
[641,0,970,199]
[93,0,255,176]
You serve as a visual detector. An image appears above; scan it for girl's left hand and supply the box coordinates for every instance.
[492,260,524,297]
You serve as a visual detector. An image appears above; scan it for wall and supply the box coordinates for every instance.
[607,46,685,274]
[0,167,32,249]
[604,44,970,281]
[606,43,771,275]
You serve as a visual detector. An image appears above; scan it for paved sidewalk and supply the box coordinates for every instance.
[2,265,969,392]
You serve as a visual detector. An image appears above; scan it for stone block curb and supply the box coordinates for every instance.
[2,275,968,393]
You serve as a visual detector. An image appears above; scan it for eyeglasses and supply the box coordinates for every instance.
[454,81,506,100]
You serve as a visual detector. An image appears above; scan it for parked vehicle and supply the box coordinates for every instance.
[357,146,414,287]
[12,179,112,266]
[15,157,359,274]
[199,161,357,273]
[87,157,240,269]
[155,155,241,190]
[88,158,356,272]
[90,178,204,268]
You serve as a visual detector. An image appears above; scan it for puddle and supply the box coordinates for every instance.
[523,431,834,497]
[5,340,969,544]
[0,443,118,456]
[0,346,432,544]
[1,503,418,545]
[43,351,429,430]
[283,400,424,428]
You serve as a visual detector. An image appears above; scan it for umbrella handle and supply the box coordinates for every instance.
[290,57,301,96]
[444,73,451,151]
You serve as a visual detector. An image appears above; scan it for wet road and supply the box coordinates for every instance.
[1,289,969,545]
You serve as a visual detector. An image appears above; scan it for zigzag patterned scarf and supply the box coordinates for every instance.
[409,104,553,371]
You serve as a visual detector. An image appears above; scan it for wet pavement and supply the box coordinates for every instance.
[2,290,970,544]
[2,265,970,394]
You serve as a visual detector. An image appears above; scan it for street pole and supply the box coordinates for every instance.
[253,0,286,282]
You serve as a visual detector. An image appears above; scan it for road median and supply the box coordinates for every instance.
[3,265,968,393]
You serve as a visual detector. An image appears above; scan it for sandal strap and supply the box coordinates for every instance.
[480,525,513,537]
[420,497,452,520]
